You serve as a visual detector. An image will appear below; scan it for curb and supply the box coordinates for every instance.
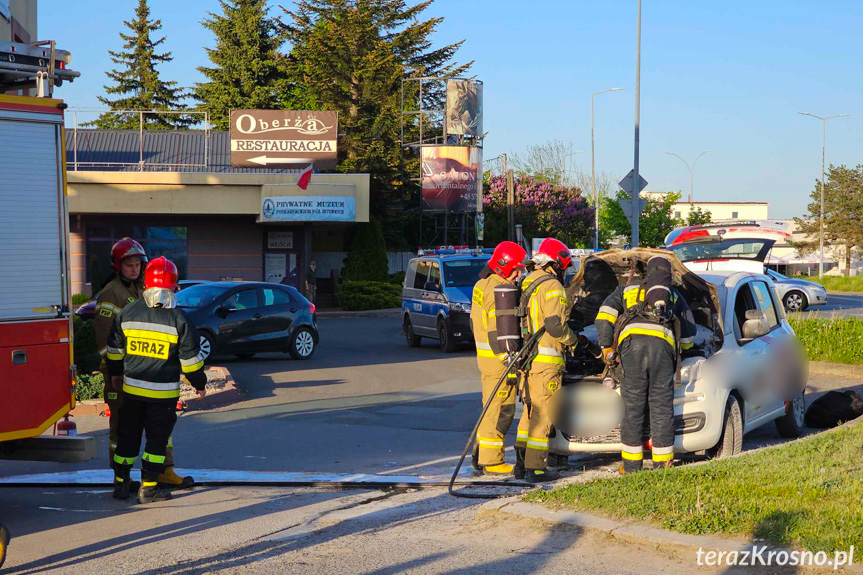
[480,498,863,572]
[808,361,863,378]
[69,400,108,416]
[827,291,863,297]
[316,308,402,318]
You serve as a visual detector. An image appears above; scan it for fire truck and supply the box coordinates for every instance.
[0,41,85,461]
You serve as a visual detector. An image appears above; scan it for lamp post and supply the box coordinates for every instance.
[797,112,849,277]
[591,87,623,249]
[665,150,712,204]
[561,150,583,185]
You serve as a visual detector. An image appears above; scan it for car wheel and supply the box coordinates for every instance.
[775,392,805,438]
[709,395,744,459]
[783,291,808,312]
[199,332,215,363]
[235,353,256,361]
[438,319,456,353]
[404,316,422,347]
[289,327,316,360]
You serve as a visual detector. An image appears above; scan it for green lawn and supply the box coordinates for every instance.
[789,317,863,365]
[819,276,863,293]
[526,422,863,557]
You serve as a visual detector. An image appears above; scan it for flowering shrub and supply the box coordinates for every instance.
[483,175,595,248]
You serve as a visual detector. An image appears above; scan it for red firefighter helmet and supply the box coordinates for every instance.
[489,241,527,278]
[144,256,179,291]
[536,237,572,270]
[110,237,147,272]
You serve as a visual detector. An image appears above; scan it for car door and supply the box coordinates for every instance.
[255,286,297,350]
[216,287,263,353]
[749,279,795,418]
[727,280,772,428]
[411,259,438,335]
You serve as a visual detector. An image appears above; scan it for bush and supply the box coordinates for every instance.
[388,271,406,286]
[343,222,389,282]
[72,293,91,306]
[337,281,401,311]
[73,316,102,375]
[819,276,863,293]
[789,316,863,365]
[75,373,105,401]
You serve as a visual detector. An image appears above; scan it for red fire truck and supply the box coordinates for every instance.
[0,42,83,458]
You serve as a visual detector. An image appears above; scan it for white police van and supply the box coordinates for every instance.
[402,247,492,352]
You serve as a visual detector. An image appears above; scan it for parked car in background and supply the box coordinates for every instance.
[764,269,827,312]
[402,248,492,352]
[175,282,318,361]
[75,280,212,321]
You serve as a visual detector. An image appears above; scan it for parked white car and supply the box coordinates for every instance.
[549,249,807,459]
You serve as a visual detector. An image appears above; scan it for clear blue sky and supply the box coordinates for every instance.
[41,0,863,218]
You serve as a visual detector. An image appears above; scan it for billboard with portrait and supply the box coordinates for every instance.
[445,80,483,137]
[421,146,482,213]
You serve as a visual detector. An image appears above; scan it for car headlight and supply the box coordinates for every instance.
[448,302,471,313]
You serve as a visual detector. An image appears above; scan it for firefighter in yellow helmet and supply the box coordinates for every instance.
[95,238,193,489]
[514,238,578,483]
[469,241,527,475]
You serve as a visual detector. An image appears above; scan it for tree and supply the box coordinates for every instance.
[342,222,389,282]
[194,0,290,130]
[509,140,576,185]
[482,174,595,248]
[793,164,863,276]
[280,0,471,228]
[687,205,712,226]
[601,191,684,248]
[93,0,190,129]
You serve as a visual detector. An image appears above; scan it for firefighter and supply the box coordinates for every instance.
[95,238,193,490]
[515,238,578,483]
[107,257,207,503]
[0,522,9,569]
[469,241,527,475]
[595,255,697,474]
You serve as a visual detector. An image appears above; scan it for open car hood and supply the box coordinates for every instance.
[565,248,724,346]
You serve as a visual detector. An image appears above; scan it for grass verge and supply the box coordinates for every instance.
[819,276,863,293]
[788,316,863,365]
[525,422,863,557]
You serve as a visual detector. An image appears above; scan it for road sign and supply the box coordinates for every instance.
[230,110,338,169]
[618,169,648,196]
[618,197,648,220]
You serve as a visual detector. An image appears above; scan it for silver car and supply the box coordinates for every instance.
[764,269,827,312]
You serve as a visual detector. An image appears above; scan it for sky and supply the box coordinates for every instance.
[40,0,863,219]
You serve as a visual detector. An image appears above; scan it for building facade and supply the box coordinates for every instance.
[642,192,768,222]
[0,1,37,44]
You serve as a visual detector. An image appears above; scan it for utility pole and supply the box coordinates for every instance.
[666,150,712,203]
[631,0,642,247]
[798,112,849,277]
[507,168,515,242]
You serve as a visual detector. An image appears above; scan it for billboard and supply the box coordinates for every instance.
[446,79,483,137]
[230,110,338,169]
[421,146,482,213]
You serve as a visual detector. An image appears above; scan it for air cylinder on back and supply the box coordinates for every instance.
[494,283,522,353]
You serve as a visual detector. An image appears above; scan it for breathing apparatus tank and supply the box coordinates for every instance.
[644,256,673,321]
[493,282,522,353]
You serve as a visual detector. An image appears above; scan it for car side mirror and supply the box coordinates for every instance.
[216,305,237,318]
[741,310,769,340]
[424,281,439,292]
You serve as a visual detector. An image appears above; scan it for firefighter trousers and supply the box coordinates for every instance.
[619,335,677,469]
[113,395,178,482]
[475,368,517,466]
[103,368,175,468]
[515,366,562,470]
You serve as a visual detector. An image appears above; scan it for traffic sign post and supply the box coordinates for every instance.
[617,196,648,221]
[618,169,648,243]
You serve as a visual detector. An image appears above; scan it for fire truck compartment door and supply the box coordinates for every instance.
[0,114,65,320]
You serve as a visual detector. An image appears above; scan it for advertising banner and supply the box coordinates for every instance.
[231,110,338,169]
[262,196,356,222]
[445,80,483,137]
[421,146,482,213]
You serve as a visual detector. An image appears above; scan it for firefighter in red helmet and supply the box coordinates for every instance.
[469,241,527,475]
[107,257,207,504]
[514,238,578,483]
[95,238,193,490]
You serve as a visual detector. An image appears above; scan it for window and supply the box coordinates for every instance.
[733,283,757,341]
[444,259,489,287]
[405,260,418,288]
[263,288,292,306]
[751,281,779,328]
[413,260,431,289]
[674,211,682,219]
[731,211,739,219]
[86,224,188,287]
[428,262,441,290]
[225,289,259,310]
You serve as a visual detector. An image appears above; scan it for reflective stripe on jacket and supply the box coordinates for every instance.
[522,268,576,371]
[595,283,697,349]
[470,273,508,370]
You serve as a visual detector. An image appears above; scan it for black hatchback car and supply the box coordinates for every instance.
[175,282,318,361]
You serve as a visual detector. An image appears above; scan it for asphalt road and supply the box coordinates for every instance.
[799,292,863,318]
[1,316,861,574]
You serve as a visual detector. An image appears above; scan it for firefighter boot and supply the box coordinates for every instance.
[514,448,526,480]
[524,468,561,484]
[482,463,514,476]
[619,460,643,475]
[0,523,9,569]
[113,475,134,500]
[471,443,482,471]
[157,467,194,489]
[138,482,173,504]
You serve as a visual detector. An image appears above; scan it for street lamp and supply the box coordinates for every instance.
[561,150,583,185]
[591,87,624,249]
[797,112,850,277]
[666,150,713,203]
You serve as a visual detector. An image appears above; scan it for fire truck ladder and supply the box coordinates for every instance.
[0,40,80,97]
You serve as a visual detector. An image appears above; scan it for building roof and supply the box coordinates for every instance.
[65,129,301,174]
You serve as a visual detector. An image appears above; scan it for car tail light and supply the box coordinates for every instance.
[309,302,316,314]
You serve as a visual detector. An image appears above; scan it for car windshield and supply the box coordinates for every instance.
[175,284,228,308]
[443,259,489,287]
[670,238,773,263]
